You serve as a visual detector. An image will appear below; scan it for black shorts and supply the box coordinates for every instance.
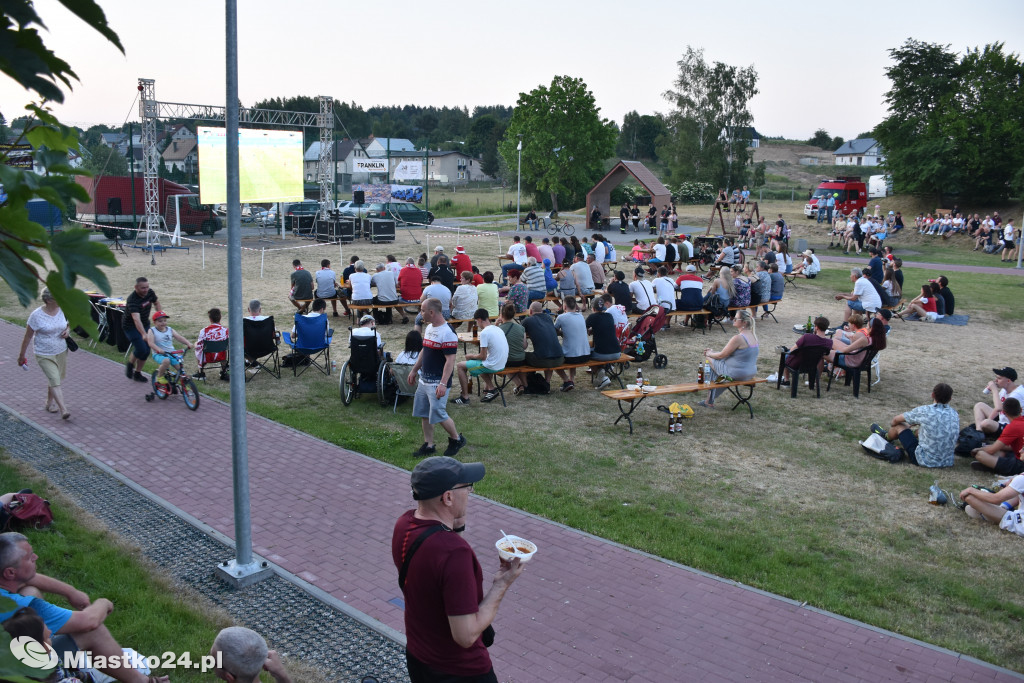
[524,352,563,368]
[564,355,591,365]
[993,455,1024,476]
[504,358,527,368]
[805,273,817,279]
[406,652,497,683]
[897,429,919,461]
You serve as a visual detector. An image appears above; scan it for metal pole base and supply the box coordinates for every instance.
[215,558,273,589]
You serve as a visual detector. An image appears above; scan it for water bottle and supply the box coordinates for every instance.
[704,359,711,382]
[19,359,29,371]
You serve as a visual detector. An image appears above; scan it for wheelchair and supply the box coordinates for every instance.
[340,334,384,406]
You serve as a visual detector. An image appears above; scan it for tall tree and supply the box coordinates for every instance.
[658,47,758,191]
[0,0,120,340]
[617,111,666,160]
[498,75,617,211]
[81,141,128,175]
[872,40,1024,201]
[807,129,832,148]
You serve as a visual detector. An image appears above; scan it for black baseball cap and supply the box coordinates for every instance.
[876,309,892,321]
[993,367,1018,382]
[411,456,485,500]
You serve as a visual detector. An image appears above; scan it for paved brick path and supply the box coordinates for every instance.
[1,319,1019,682]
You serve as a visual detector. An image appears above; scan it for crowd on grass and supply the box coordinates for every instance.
[13,204,1024,683]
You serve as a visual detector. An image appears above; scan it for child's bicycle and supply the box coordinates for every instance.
[145,350,200,410]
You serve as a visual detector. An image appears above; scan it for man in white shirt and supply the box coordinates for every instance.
[835,268,882,322]
[652,266,676,311]
[454,308,509,404]
[592,236,607,264]
[791,249,820,278]
[501,236,529,285]
[973,367,1024,438]
[628,267,656,313]
[348,262,373,305]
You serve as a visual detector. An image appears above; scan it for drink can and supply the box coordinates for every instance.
[982,387,991,395]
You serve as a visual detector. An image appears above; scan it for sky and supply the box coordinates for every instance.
[3,0,1023,141]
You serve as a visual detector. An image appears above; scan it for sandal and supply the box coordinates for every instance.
[61,412,70,421]
[697,400,715,408]
[481,389,500,403]
[512,385,525,396]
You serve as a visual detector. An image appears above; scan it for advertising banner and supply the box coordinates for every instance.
[354,158,389,174]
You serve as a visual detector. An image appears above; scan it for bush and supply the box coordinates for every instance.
[431,198,453,212]
[674,182,715,204]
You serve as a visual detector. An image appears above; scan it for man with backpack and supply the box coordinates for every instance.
[392,457,524,683]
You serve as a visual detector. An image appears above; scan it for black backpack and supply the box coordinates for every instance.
[523,372,550,395]
[955,425,985,456]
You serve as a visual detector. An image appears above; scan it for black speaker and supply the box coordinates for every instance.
[107,197,122,215]
[353,190,365,204]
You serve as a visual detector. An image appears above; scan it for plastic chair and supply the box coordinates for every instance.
[242,316,280,381]
[776,345,829,398]
[381,362,418,412]
[826,347,878,398]
[282,313,333,377]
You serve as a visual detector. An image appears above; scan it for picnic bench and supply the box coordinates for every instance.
[602,377,768,433]
[348,302,413,324]
[292,297,344,315]
[486,353,634,407]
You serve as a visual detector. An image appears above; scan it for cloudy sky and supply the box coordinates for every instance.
[3,0,1022,140]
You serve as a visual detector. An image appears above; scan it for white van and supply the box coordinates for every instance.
[868,175,890,199]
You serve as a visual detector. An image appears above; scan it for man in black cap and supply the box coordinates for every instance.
[392,457,524,683]
[973,367,1024,438]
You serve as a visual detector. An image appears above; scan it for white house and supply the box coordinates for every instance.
[388,150,494,184]
[833,138,884,166]
[303,139,370,185]
[363,137,416,157]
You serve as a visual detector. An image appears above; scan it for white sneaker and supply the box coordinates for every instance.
[765,373,778,383]
[597,376,612,389]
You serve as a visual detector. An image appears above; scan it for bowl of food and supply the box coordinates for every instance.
[495,535,537,563]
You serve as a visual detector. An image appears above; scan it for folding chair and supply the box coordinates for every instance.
[195,338,229,381]
[381,362,417,412]
[242,316,281,381]
[282,313,333,377]
[89,299,109,348]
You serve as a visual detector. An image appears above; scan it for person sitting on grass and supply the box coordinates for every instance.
[905,283,939,322]
[871,383,959,467]
[973,366,1024,439]
[211,626,292,683]
[971,397,1024,475]
[454,308,509,405]
[146,311,192,391]
[3,606,105,683]
[194,307,229,381]
[0,533,170,683]
[958,475,1024,534]
[790,249,820,278]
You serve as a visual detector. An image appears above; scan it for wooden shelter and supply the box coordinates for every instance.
[585,161,671,228]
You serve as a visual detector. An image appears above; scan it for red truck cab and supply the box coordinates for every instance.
[804,177,867,219]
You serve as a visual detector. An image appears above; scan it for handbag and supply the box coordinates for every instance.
[65,337,79,352]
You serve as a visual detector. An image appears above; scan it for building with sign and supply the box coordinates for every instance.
[389,150,493,184]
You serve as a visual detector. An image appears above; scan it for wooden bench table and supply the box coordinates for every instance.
[487,353,634,407]
[348,302,414,325]
[602,377,767,433]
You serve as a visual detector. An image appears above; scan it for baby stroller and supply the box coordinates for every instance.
[340,333,386,405]
[621,306,668,368]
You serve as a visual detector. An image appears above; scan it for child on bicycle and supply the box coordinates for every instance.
[146,311,192,389]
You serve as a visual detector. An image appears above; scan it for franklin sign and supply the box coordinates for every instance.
[354,159,389,173]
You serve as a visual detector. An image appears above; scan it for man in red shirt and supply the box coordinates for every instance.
[451,246,473,279]
[523,234,541,262]
[972,397,1024,475]
[399,257,425,303]
[392,457,524,682]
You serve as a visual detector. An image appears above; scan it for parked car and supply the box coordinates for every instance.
[284,200,322,217]
[365,202,434,225]
[337,201,371,218]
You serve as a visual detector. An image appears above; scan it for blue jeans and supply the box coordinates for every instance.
[528,290,547,301]
[501,262,523,282]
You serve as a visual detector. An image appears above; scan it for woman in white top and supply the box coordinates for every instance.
[17,288,71,419]
[450,271,480,320]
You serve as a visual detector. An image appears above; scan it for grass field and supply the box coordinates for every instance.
[4,230,1023,671]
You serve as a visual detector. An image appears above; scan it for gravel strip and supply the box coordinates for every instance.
[0,410,410,683]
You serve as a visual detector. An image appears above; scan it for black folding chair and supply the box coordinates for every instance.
[243,316,281,381]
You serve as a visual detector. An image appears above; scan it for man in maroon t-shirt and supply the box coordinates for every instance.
[972,398,1024,476]
[392,457,524,683]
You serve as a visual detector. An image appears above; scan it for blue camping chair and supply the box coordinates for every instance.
[282,313,333,376]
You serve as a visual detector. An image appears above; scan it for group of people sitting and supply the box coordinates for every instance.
[826,212,897,254]
[0,531,294,683]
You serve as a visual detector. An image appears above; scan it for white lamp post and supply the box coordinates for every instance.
[516,135,523,230]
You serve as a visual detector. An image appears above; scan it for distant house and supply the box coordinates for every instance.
[100,132,126,148]
[162,137,198,173]
[736,126,762,149]
[168,124,195,144]
[389,150,494,184]
[833,138,884,166]
[363,137,416,157]
[303,139,370,190]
